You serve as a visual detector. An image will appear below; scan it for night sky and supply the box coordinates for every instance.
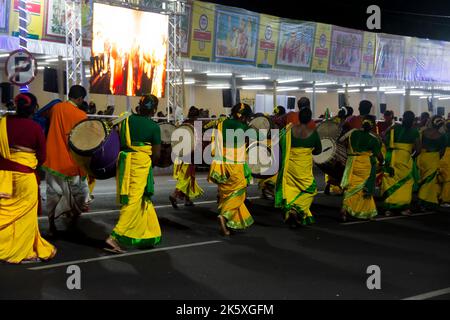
[206,0,450,42]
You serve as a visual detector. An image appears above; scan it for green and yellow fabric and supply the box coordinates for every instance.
[439,132,450,204]
[417,133,446,209]
[208,119,254,230]
[275,125,319,225]
[381,125,420,210]
[112,116,161,247]
[340,130,380,219]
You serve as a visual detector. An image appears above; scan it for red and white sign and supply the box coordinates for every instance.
[5,49,38,86]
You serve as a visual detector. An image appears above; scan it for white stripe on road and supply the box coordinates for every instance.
[37,196,260,221]
[402,287,450,300]
[340,212,437,225]
[28,240,223,271]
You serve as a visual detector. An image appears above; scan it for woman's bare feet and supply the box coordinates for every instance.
[104,236,127,254]
[217,216,230,236]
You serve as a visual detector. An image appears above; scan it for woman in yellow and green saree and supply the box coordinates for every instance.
[381,111,421,216]
[0,93,56,263]
[170,107,204,208]
[208,103,254,236]
[439,120,450,207]
[417,116,446,210]
[105,95,162,253]
[275,108,322,227]
[339,115,384,221]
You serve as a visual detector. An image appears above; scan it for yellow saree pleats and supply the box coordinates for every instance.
[340,135,377,219]
[275,128,317,225]
[381,139,415,210]
[173,160,204,200]
[208,121,253,230]
[417,151,441,208]
[439,147,450,204]
[0,117,56,263]
[0,117,12,199]
[112,117,161,247]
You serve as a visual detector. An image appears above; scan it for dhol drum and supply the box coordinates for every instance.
[248,114,274,139]
[246,140,279,179]
[69,119,120,180]
[157,122,176,167]
[313,120,347,181]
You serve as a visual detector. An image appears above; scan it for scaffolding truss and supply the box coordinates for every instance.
[65,0,84,93]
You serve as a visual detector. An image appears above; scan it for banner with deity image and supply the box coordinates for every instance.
[328,26,363,77]
[42,0,93,43]
[213,6,259,64]
[256,14,279,69]
[374,34,405,80]
[276,21,315,71]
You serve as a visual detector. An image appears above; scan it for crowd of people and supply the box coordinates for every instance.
[0,86,449,263]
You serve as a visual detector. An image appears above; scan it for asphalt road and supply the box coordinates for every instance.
[1,169,449,300]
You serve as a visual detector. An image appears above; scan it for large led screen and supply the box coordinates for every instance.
[90,3,168,97]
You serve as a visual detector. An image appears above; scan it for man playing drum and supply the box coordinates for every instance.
[105,95,162,253]
[169,106,204,208]
[42,85,90,236]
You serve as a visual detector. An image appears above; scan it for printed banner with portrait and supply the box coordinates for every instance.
[374,34,405,80]
[311,23,331,73]
[9,0,44,39]
[276,21,315,71]
[256,14,279,68]
[90,3,168,98]
[42,0,93,44]
[0,0,10,34]
[189,1,215,62]
[328,26,363,77]
[213,7,259,64]
[360,31,376,78]
[180,3,192,56]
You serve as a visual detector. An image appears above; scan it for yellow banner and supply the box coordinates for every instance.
[311,23,332,73]
[256,14,279,69]
[9,0,44,40]
[190,1,215,62]
[360,31,376,78]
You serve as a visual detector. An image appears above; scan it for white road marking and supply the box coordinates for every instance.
[37,196,260,221]
[402,287,450,300]
[340,212,437,225]
[28,240,223,271]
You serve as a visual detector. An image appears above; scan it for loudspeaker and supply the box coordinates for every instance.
[43,67,67,94]
[287,97,296,109]
[338,93,346,107]
[437,107,445,116]
[222,89,240,108]
[0,82,13,104]
[380,103,387,114]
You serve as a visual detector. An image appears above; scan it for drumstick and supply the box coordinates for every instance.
[322,146,333,153]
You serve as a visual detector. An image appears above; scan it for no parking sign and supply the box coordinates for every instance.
[5,49,37,86]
